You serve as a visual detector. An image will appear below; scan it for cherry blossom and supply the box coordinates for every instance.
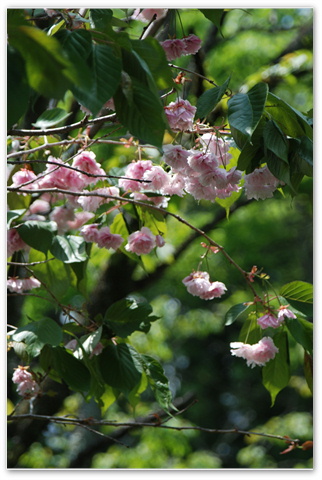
[257,312,283,329]
[96,226,124,250]
[230,337,279,368]
[71,151,106,186]
[142,165,171,191]
[7,228,28,257]
[199,134,233,165]
[160,38,186,61]
[7,276,41,293]
[10,168,38,191]
[244,165,282,200]
[77,186,120,212]
[182,34,202,55]
[50,205,75,234]
[162,144,190,172]
[80,224,100,243]
[277,305,297,320]
[164,98,196,132]
[12,366,40,397]
[182,271,227,300]
[125,227,157,255]
[119,160,153,192]
[37,156,85,191]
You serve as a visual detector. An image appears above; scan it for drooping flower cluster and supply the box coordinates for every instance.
[80,224,124,250]
[244,165,282,200]
[160,34,202,61]
[257,306,296,329]
[164,98,197,131]
[230,336,279,368]
[12,366,40,397]
[7,228,29,257]
[182,271,227,300]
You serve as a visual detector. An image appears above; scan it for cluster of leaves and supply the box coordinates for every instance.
[7,7,312,432]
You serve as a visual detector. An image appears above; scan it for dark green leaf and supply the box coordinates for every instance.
[98,343,143,394]
[72,44,122,116]
[265,92,313,140]
[8,25,78,99]
[131,37,172,90]
[32,108,71,128]
[228,83,268,143]
[12,317,63,357]
[285,317,313,355]
[73,327,103,359]
[199,9,226,32]
[51,346,91,392]
[196,78,230,120]
[7,47,30,129]
[50,235,88,263]
[266,151,292,188]
[7,209,25,228]
[263,120,289,163]
[18,220,57,254]
[103,297,158,337]
[114,78,167,147]
[262,331,290,405]
[225,303,251,326]
[140,354,174,414]
[89,9,113,33]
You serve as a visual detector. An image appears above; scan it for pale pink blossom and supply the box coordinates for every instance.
[185,177,217,201]
[182,271,227,300]
[277,305,297,320]
[96,226,124,250]
[10,168,38,191]
[131,191,169,208]
[164,98,196,132]
[7,228,28,257]
[230,337,279,368]
[200,134,233,165]
[161,173,186,197]
[187,151,219,173]
[27,199,51,215]
[182,34,202,55]
[142,166,170,191]
[244,166,281,200]
[80,224,100,243]
[12,367,39,397]
[257,312,283,329]
[162,144,190,172]
[160,38,186,61]
[72,151,106,186]
[119,160,153,192]
[155,235,165,248]
[37,157,85,191]
[215,184,241,199]
[199,168,229,189]
[135,8,167,22]
[77,187,120,212]
[91,342,104,357]
[125,227,156,255]
[7,276,41,293]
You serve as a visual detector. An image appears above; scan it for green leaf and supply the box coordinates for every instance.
[265,92,313,140]
[130,38,172,90]
[54,29,93,90]
[50,235,88,263]
[103,297,158,337]
[140,355,174,414]
[266,151,292,188]
[239,313,262,345]
[8,25,78,99]
[114,77,167,148]
[263,120,289,163]
[73,327,103,360]
[285,317,313,355]
[225,303,251,326]
[72,44,122,116]
[32,108,71,128]
[262,331,290,405]
[135,205,167,236]
[12,317,63,357]
[89,8,113,33]
[196,77,230,120]
[7,209,25,228]
[279,281,313,304]
[296,137,313,176]
[98,343,143,394]
[216,189,243,218]
[7,46,30,129]
[51,346,92,392]
[199,9,226,32]
[228,83,268,145]
[18,220,57,254]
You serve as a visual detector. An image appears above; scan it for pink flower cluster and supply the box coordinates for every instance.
[12,366,40,397]
[230,336,279,368]
[182,271,227,300]
[7,228,28,257]
[160,34,202,61]
[125,227,164,255]
[164,98,196,131]
[244,165,282,200]
[257,306,296,329]
[80,224,124,250]
[7,276,41,293]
